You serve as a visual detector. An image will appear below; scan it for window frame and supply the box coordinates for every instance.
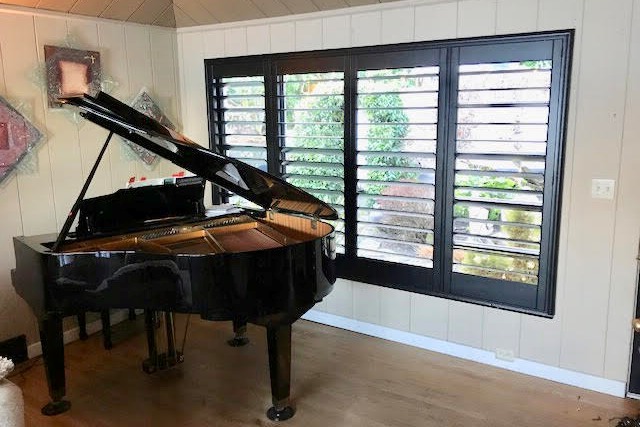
[205,30,573,317]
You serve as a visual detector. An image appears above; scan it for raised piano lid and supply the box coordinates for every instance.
[58,92,338,220]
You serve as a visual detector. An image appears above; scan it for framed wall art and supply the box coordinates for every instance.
[44,45,101,108]
[126,88,176,166]
[0,96,44,184]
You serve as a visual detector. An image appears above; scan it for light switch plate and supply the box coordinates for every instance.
[591,179,615,199]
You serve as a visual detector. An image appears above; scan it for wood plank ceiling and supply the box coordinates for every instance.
[1,0,403,27]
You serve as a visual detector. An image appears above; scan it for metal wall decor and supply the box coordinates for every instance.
[44,45,101,108]
[0,96,44,184]
[126,88,176,166]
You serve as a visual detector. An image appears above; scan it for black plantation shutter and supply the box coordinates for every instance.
[276,59,346,253]
[210,62,266,207]
[445,39,568,312]
[346,49,441,289]
[355,66,438,267]
[206,32,571,315]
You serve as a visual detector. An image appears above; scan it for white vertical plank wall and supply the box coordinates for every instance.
[0,6,181,343]
[68,19,112,199]
[270,22,295,53]
[176,0,640,391]
[352,11,381,46]
[559,0,632,378]
[604,0,640,382]
[247,25,271,54]
[295,19,322,51]
[35,16,84,229]
[98,22,134,191]
[2,15,57,238]
[0,12,35,343]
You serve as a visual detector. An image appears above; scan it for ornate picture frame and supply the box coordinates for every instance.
[0,96,44,184]
[44,45,101,108]
[126,88,176,166]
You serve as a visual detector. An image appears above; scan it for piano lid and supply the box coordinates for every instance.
[59,92,338,220]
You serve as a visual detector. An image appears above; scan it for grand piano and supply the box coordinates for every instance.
[11,92,337,421]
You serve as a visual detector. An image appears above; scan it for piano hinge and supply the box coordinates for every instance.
[311,207,324,230]
[269,201,280,220]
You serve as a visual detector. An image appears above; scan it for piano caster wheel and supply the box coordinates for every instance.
[41,400,71,416]
[266,405,295,421]
[227,336,249,347]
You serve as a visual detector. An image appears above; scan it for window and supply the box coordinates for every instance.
[206,32,572,316]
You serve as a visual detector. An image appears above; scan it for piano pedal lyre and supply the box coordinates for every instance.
[142,310,184,374]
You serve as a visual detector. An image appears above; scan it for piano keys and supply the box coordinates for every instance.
[11,92,337,421]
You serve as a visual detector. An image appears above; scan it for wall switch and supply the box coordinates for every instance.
[495,348,515,362]
[591,179,615,199]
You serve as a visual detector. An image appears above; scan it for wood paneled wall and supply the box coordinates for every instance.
[0,7,181,343]
[176,0,640,383]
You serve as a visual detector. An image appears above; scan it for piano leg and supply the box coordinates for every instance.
[77,312,88,340]
[100,310,113,350]
[266,324,295,421]
[228,318,249,347]
[39,313,71,416]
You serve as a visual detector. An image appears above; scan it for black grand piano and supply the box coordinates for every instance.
[11,92,337,421]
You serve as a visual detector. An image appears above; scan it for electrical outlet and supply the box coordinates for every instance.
[591,179,615,199]
[495,348,515,362]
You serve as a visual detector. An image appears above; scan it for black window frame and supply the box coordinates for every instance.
[205,30,573,317]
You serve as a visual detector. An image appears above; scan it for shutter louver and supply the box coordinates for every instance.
[355,67,439,268]
[279,72,346,253]
[215,76,266,208]
[453,61,552,285]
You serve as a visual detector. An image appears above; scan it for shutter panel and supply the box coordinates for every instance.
[452,60,552,285]
[214,75,266,207]
[279,72,346,253]
[355,66,439,268]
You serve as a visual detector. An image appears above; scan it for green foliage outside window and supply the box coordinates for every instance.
[284,74,414,204]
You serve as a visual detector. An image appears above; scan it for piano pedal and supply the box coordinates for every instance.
[142,351,184,374]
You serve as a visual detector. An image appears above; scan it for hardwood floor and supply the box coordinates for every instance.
[9,315,640,427]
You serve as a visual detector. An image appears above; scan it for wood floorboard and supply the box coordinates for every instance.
[9,316,640,426]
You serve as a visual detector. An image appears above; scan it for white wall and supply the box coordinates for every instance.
[0,6,181,343]
[177,0,640,384]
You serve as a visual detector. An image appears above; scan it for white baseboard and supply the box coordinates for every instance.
[27,310,133,359]
[302,309,627,398]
